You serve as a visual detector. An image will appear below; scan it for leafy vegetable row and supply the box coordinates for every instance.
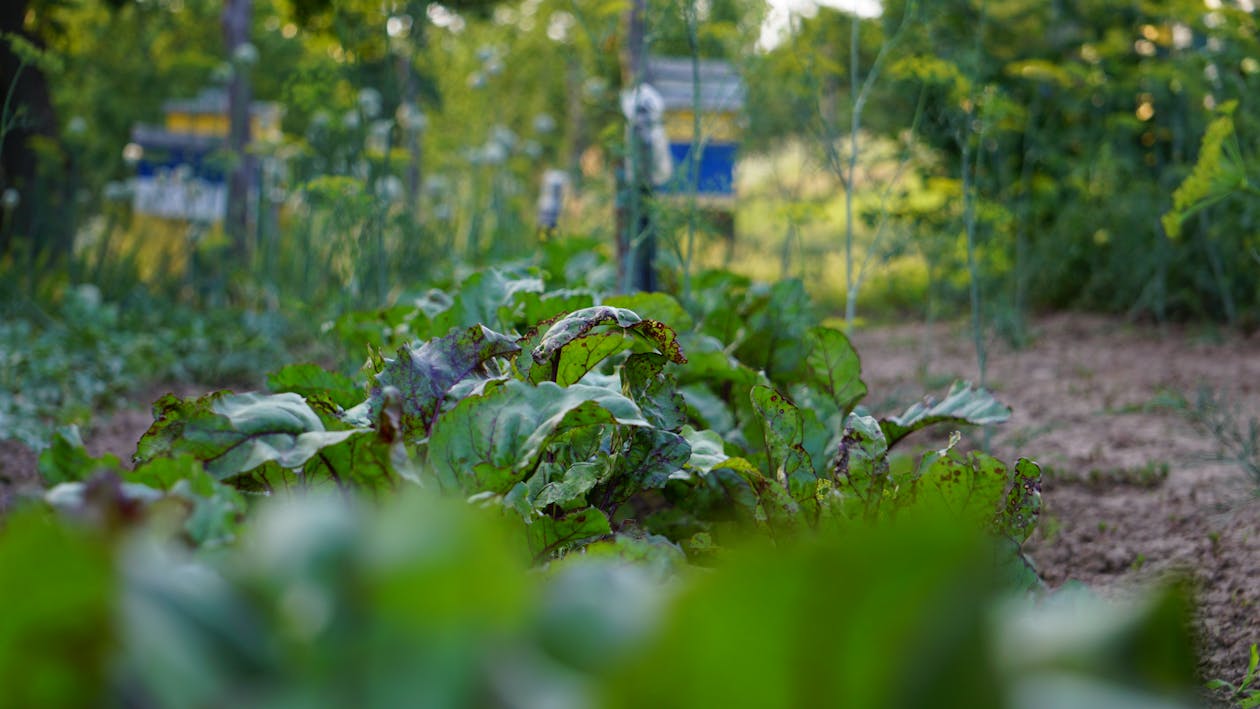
[41,267,1040,579]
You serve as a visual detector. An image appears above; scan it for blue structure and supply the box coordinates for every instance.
[644,56,745,200]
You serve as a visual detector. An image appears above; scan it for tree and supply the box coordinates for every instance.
[1,0,64,258]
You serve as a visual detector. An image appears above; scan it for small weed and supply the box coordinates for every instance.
[1087,461,1169,488]
[1208,530,1222,556]
[1130,553,1147,572]
[1039,515,1062,543]
[1042,462,1169,489]
[1166,387,1260,490]
[1205,643,1260,708]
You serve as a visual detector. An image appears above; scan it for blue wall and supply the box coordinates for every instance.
[658,142,737,196]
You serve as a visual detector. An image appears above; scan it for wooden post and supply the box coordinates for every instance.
[222,0,254,262]
[616,0,655,292]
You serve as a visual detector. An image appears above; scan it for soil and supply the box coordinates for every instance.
[0,313,1256,693]
[851,312,1260,694]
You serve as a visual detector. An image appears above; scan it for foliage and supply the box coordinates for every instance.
[0,489,1200,707]
[0,284,288,449]
[1162,102,1253,239]
[1206,644,1260,709]
[1166,386,1260,491]
[0,245,1206,706]
[9,0,1260,329]
[18,252,1035,578]
[0,2,1249,700]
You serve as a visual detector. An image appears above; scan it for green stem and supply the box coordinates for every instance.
[682,0,702,303]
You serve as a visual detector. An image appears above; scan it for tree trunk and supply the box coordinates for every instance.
[0,0,65,258]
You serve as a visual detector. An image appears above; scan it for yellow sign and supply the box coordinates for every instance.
[165,109,280,140]
[664,110,740,143]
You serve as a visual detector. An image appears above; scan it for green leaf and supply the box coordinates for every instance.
[37,426,122,485]
[535,460,609,510]
[124,454,206,492]
[803,326,866,416]
[601,516,1005,709]
[995,458,1042,543]
[296,430,401,494]
[679,384,736,435]
[369,324,522,439]
[829,414,891,521]
[909,450,1015,528]
[433,268,545,333]
[114,455,246,546]
[595,428,691,507]
[730,458,800,533]
[691,460,762,523]
[332,303,428,364]
[266,363,364,411]
[621,353,687,432]
[578,533,687,579]
[677,332,772,451]
[527,507,612,559]
[680,426,728,474]
[735,279,813,381]
[0,509,115,707]
[691,269,752,345]
[879,381,1012,448]
[135,392,363,480]
[602,292,695,332]
[506,289,596,332]
[178,482,246,547]
[427,379,649,495]
[750,386,816,504]
[529,306,686,386]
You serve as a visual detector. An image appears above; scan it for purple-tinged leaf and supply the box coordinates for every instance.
[529,306,686,386]
[527,506,612,560]
[369,324,522,440]
[427,380,649,495]
[622,353,687,432]
[996,458,1041,543]
[829,413,890,521]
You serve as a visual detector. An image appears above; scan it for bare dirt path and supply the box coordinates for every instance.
[852,313,1260,689]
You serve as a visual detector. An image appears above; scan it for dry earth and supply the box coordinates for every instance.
[0,313,1256,695]
[852,313,1260,692]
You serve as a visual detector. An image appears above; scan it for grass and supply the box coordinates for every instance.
[1041,461,1170,489]
[657,136,940,321]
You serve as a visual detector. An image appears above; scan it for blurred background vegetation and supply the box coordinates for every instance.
[2,0,1260,415]
[0,5,1250,703]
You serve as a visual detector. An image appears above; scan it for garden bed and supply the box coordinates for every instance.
[1,311,1254,693]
